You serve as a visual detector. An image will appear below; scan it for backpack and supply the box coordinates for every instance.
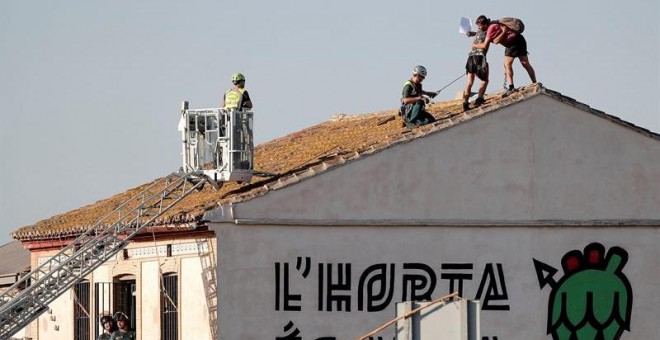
[498,17,525,34]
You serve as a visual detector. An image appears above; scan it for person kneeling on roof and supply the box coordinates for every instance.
[400,65,437,129]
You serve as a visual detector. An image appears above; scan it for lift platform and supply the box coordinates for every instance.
[179,101,254,183]
[0,102,254,338]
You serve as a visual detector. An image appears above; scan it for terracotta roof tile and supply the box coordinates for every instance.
[12,84,659,240]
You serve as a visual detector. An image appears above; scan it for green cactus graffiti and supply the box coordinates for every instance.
[533,243,633,340]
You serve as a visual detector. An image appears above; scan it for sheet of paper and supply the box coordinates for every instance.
[459,17,472,34]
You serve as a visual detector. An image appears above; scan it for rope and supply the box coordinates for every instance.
[435,73,467,94]
[150,220,179,312]
[356,292,460,340]
[72,287,91,319]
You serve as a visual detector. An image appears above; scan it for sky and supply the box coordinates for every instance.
[1,0,658,245]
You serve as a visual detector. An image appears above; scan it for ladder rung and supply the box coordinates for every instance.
[0,171,212,338]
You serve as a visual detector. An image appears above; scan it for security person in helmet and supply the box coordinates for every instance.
[400,65,437,128]
[221,72,253,111]
[110,312,135,340]
[97,315,115,340]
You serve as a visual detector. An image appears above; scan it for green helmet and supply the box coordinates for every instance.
[231,72,245,83]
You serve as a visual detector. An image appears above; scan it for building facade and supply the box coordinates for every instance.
[15,231,216,340]
[207,87,660,339]
[10,84,659,339]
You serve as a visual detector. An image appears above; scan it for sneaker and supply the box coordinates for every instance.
[502,85,515,98]
[474,97,485,107]
[462,102,470,111]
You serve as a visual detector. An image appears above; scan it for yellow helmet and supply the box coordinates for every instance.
[231,72,245,84]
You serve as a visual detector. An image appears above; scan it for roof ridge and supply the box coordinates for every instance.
[538,85,660,140]
[13,83,659,241]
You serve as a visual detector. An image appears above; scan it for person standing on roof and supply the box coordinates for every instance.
[400,65,437,129]
[97,315,116,340]
[472,16,537,97]
[110,312,135,340]
[462,15,490,111]
[221,72,253,111]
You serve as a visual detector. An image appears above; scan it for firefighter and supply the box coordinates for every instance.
[110,312,135,340]
[400,65,437,128]
[98,315,115,340]
[221,72,253,110]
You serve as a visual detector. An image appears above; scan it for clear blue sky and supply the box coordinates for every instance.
[1,0,658,244]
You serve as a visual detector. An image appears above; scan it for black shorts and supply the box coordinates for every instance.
[504,34,528,58]
[465,55,489,81]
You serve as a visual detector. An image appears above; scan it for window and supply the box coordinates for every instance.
[73,281,91,340]
[161,274,178,340]
[94,277,137,337]
[113,279,136,328]
[95,282,112,338]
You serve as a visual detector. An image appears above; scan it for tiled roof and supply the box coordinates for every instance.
[12,84,659,240]
[0,241,30,276]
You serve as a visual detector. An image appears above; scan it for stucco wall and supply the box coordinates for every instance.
[181,257,213,339]
[214,223,659,339]
[36,290,74,339]
[141,261,161,338]
[22,236,216,340]
[234,95,660,221]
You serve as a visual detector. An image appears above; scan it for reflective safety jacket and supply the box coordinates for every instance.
[224,88,246,110]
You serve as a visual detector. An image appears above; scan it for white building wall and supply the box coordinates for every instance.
[37,287,75,339]
[234,96,660,221]
[141,261,161,339]
[211,95,660,338]
[181,257,212,339]
[214,223,659,339]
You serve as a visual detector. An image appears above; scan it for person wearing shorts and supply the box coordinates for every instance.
[462,15,490,111]
[473,18,537,96]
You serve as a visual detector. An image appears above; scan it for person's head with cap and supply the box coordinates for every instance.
[412,65,427,84]
[113,311,130,330]
[100,315,115,333]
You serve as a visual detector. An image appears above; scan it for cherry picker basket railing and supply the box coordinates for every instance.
[0,170,213,338]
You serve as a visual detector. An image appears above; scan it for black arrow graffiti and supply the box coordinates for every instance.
[533,258,558,289]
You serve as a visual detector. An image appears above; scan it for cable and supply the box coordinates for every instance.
[436,73,467,94]
[356,292,460,340]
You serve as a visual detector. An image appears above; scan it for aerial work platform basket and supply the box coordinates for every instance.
[179,101,254,183]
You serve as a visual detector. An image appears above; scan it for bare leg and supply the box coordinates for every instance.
[504,56,515,87]
[462,73,474,110]
[519,55,537,83]
[463,73,475,101]
[477,78,489,98]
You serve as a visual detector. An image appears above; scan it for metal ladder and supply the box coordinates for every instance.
[196,238,218,339]
[0,170,216,338]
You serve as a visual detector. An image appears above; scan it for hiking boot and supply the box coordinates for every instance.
[462,102,470,111]
[474,97,485,107]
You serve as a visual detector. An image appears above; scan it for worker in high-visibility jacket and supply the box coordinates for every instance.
[400,65,436,129]
[221,72,253,111]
